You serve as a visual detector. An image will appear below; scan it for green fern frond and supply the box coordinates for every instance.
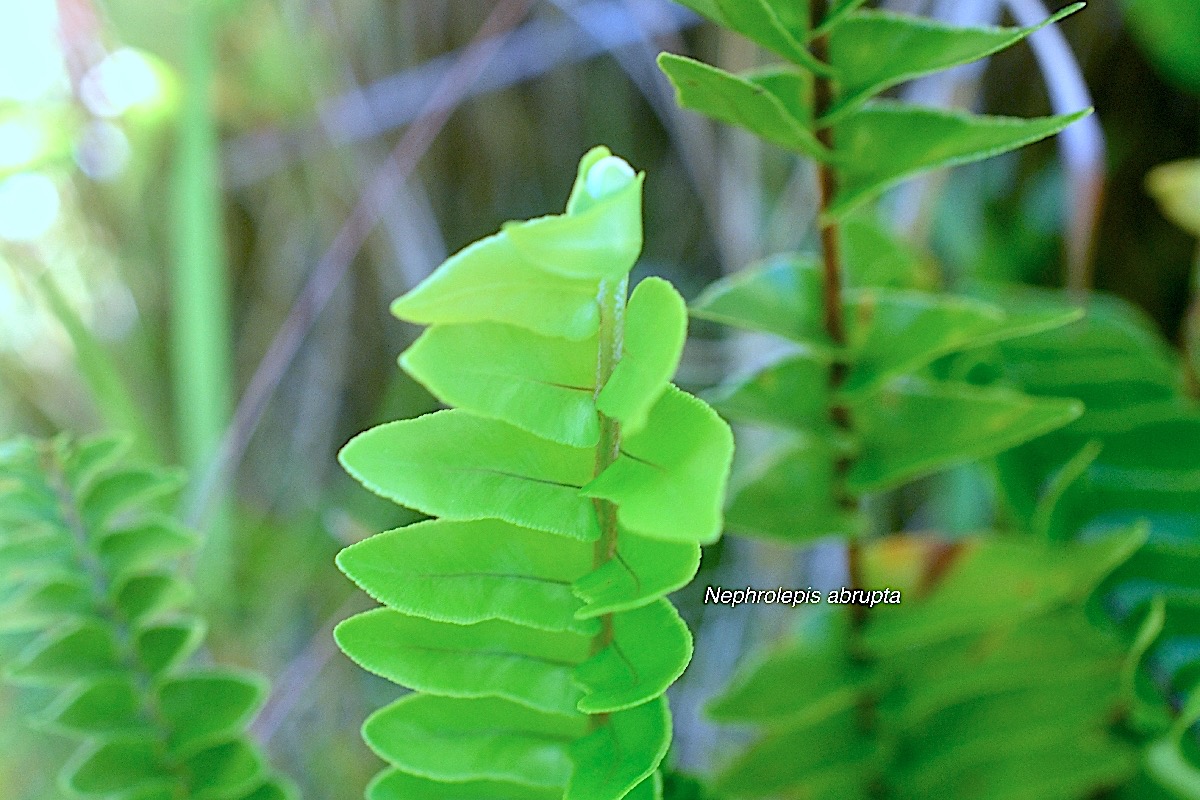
[334,146,734,800]
[0,435,295,800]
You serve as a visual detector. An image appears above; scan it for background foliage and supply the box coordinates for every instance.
[1,0,1199,797]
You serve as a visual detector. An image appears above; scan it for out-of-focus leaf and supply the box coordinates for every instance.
[1147,159,1200,237]
[830,104,1090,218]
[826,5,1083,119]
[847,379,1082,493]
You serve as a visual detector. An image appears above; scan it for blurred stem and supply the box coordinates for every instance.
[810,1,866,625]
[37,272,159,462]
[172,0,233,601]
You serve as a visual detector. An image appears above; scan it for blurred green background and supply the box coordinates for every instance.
[0,0,1198,797]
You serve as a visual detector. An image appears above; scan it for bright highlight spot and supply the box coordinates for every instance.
[0,172,60,241]
[80,48,165,118]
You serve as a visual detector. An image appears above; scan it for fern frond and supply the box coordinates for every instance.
[0,435,295,800]
[335,146,734,800]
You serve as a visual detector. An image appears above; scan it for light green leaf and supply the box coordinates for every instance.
[1147,158,1200,236]
[504,174,644,282]
[390,233,601,341]
[576,600,691,713]
[597,278,687,435]
[847,379,1082,493]
[363,695,586,788]
[689,256,826,345]
[567,697,670,800]
[367,769,560,800]
[340,410,599,541]
[830,103,1090,218]
[337,519,595,633]
[335,608,590,715]
[710,0,827,72]
[64,735,168,796]
[657,55,827,160]
[625,772,663,800]
[826,5,1083,119]
[401,323,599,447]
[159,671,267,756]
[584,386,733,543]
[573,531,700,619]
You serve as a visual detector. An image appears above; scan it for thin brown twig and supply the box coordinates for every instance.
[184,0,535,530]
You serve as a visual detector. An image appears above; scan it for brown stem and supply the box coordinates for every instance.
[810,2,866,626]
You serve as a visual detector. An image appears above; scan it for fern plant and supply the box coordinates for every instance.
[976,291,1200,794]
[333,146,733,800]
[649,0,1149,796]
[0,435,294,800]
[656,0,1091,565]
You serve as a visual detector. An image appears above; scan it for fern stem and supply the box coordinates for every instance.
[809,1,867,624]
[590,276,628,723]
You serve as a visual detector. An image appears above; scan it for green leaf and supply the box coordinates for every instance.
[363,695,586,789]
[583,386,733,543]
[0,575,92,632]
[335,608,591,715]
[576,600,691,713]
[113,572,191,624]
[136,615,207,677]
[597,278,687,435]
[401,323,599,447]
[503,174,644,282]
[847,379,1082,493]
[842,289,1082,393]
[367,770,560,800]
[390,233,601,341]
[669,0,825,73]
[81,465,182,530]
[159,671,267,755]
[689,256,826,345]
[567,697,671,800]
[183,738,266,800]
[726,434,856,541]
[337,518,595,633]
[573,532,700,619]
[708,354,829,432]
[830,103,1090,218]
[340,410,599,541]
[41,675,144,734]
[64,735,169,796]
[1123,0,1200,93]
[826,5,1083,120]
[657,55,827,160]
[97,517,198,582]
[63,435,131,496]
[8,619,121,684]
